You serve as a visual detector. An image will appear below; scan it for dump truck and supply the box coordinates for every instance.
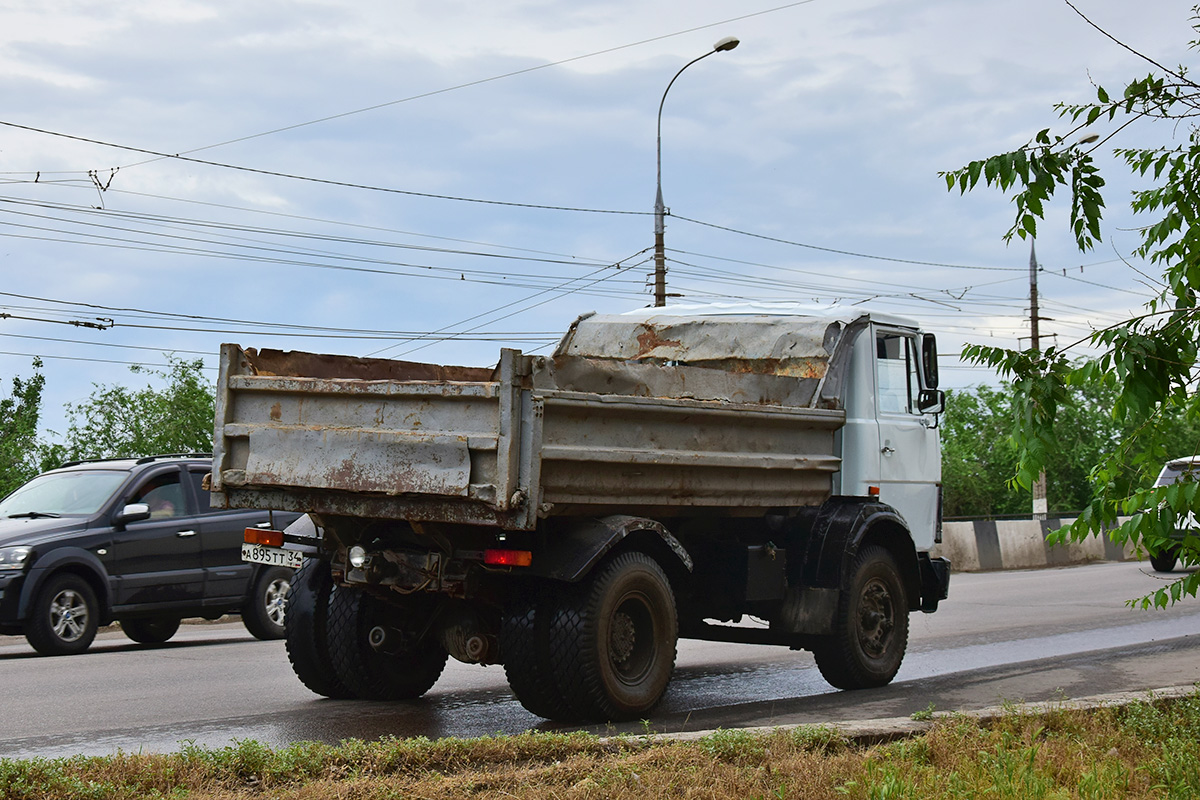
[212,305,950,721]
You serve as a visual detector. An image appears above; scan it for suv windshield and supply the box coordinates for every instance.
[1155,460,1200,487]
[0,470,128,517]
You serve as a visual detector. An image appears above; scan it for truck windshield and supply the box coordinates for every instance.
[0,470,127,517]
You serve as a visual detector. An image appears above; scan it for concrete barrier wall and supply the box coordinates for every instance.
[931,518,1138,571]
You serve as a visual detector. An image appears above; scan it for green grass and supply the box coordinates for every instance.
[2,693,1199,799]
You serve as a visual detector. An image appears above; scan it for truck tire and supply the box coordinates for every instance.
[326,586,448,701]
[25,572,100,656]
[284,558,354,699]
[813,544,909,690]
[1149,546,1179,573]
[243,566,292,640]
[501,585,578,720]
[547,551,677,721]
[121,616,181,644]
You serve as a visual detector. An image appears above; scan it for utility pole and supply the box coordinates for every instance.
[1030,240,1048,521]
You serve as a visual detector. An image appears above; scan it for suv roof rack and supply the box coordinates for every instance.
[134,453,213,464]
[57,453,213,469]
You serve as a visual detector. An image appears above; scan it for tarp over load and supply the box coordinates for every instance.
[542,309,869,409]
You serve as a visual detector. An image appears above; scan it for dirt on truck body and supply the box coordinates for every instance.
[214,305,951,722]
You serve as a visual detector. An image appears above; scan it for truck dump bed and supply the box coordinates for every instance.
[211,310,865,529]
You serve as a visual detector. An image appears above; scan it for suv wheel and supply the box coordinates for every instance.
[243,567,292,640]
[26,573,100,656]
[121,616,182,644]
[1149,546,1179,573]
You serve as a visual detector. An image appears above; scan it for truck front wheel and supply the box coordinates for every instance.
[813,544,909,690]
[549,551,678,721]
[326,586,448,700]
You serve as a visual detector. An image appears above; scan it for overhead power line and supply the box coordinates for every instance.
[0,120,645,215]
[0,289,564,339]
[0,349,216,370]
[114,1,821,169]
[672,214,1025,271]
[1,3,822,212]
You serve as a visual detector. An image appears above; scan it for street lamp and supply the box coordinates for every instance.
[654,35,740,307]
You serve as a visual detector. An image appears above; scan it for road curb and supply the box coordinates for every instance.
[648,684,1200,746]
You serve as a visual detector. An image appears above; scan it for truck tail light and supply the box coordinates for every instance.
[245,528,284,547]
[484,549,533,567]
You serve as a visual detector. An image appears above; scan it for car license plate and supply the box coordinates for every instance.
[241,542,303,569]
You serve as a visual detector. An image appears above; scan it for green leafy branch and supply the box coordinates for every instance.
[944,9,1200,606]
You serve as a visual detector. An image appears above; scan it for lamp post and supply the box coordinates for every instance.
[653,35,740,307]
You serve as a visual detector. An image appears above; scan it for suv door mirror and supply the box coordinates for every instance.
[114,503,151,528]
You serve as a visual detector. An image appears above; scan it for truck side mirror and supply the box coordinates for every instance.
[921,334,939,389]
[917,388,945,415]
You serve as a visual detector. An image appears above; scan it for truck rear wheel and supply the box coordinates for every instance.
[502,585,578,720]
[548,551,677,721]
[284,558,354,699]
[326,586,448,701]
[813,544,909,690]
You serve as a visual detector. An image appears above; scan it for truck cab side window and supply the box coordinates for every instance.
[876,332,920,415]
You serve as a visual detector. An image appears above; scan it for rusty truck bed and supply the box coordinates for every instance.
[211,311,860,529]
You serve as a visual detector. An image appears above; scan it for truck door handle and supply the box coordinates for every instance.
[881,446,896,455]
[176,530,197,538]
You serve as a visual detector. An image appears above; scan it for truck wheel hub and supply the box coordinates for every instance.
[858,579,894,658]
[611,612,636,663]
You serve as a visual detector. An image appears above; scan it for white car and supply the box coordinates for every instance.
[1150,456,1200,572]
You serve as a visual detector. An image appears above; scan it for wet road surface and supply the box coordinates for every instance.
[2,560,1198,759]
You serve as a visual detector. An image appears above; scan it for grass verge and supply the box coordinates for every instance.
[3,692,1199,799]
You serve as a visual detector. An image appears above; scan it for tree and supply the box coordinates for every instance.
[941,381,1200,519]
[943,3,1200,607]
[59,355,215,461]
[941,386,1023,518]
[0,358,46,498]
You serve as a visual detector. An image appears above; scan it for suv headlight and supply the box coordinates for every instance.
[0,546,32,571]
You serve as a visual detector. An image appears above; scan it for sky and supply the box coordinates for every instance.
[0,0,1194,440]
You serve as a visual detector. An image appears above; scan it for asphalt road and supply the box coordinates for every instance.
[2,560,1198,759]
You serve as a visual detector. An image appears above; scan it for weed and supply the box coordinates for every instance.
[910,702,936,721]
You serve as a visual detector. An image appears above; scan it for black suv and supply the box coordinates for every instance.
[0,454,298,655]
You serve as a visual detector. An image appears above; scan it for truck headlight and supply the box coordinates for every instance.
[0,546,32,571]
[348,545,369,569]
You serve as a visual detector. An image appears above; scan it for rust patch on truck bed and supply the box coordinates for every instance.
[634,326,683,359]
[244,348,494,383]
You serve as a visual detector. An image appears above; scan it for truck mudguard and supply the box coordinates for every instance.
[785,496,923,609]
[524,514,694,583]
